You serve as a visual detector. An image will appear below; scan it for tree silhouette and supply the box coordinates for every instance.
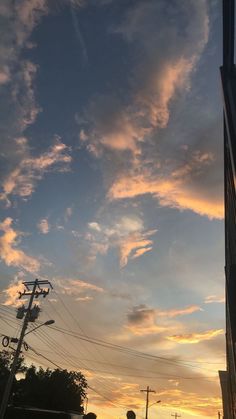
[0,351,87,413]
[0,350,25,405]
[16,366,87,412]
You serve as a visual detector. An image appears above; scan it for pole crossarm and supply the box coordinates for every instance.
[140,386,156,419]
[171,413,181,419]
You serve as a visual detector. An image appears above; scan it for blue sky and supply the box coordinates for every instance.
[0,1,225,417]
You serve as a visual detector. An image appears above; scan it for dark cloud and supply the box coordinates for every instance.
[127,304,155,325]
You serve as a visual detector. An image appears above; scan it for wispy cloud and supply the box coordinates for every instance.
[157,305,203,318]
[0,218,40,273]
[168,329,224,344]
[204,295,225,304]
[86,215,157,267]
[78,0,209,156]
[1,137,72,205]
[37,218,50,234]
[108,160,223,220]
[54,278,104,298]
[65,207,73,222]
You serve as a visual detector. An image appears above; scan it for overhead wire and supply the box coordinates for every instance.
[27,345,129,410]
[46,292,122,394]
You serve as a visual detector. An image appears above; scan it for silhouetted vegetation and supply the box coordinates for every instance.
[0,351,87,413]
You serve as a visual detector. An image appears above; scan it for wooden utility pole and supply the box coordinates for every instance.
[140,386,156,419]
[171,413,181,419]
[218,412,222,419]
[0,279,52,419]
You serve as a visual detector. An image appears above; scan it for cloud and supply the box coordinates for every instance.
[76,1,223,222]
[0,1,52,204]
[168,329,224,344]
[204,295,225,304]
[0,218,40,273]
[126,305,166,336]
[157,305,202,318]
[37,218,50,234]
[2,273,26,306]
[75,296,94,302]
[54,278,104,298]
[86,215,157,267]
[125,304,203,336]
[0,0,47,139]
[108,161,223,220]
[78,0,209,156]
[3,280,24,307]
[1,136,72,204]
[119,229,156,268]
[65,207,73,222]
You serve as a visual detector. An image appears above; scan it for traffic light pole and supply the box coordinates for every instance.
[0,279,52,419]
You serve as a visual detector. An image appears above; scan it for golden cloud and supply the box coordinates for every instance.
[0,217,40,273]
[2,278,26,307]
[168,329,224,344]
[108,172,223,220]
[119,230,156,268]
[157,305,202,318]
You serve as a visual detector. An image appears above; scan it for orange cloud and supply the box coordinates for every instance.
[0,218,40,273]
[168,329,224,344]
[157,305,202,318]
[2,278,26,307]
[119,230,156,267]
[1,137,72,204]
[138,58,195,129]
[108,171,223,220]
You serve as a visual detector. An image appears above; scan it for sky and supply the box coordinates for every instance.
[0,0,226,418]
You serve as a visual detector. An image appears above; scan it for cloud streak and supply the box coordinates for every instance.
[1,137,72,205]
[168,329,224,344]
[108,162,223,220]
[0,218,40,273]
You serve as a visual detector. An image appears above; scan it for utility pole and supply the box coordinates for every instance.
[171,413,181,419]
[140,386,156,419]
[218,412,222,419]
[0,279,52,419]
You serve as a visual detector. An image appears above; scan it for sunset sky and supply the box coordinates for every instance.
[0,1,225,418]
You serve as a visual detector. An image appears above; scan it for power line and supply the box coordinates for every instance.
[27,345,129,410]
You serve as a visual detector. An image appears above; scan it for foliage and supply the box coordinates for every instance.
[0,350,25,405]
[0,351,87,413]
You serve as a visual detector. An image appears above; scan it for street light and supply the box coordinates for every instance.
[0,319,55,419]
[149,400,161,408]
[24,319,55,336]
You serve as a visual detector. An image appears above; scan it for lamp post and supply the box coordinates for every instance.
[0,316,55,419]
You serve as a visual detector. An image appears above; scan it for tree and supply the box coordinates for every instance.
[15,366,87,413]
[0,351,87,413]
[0,350,25,405]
